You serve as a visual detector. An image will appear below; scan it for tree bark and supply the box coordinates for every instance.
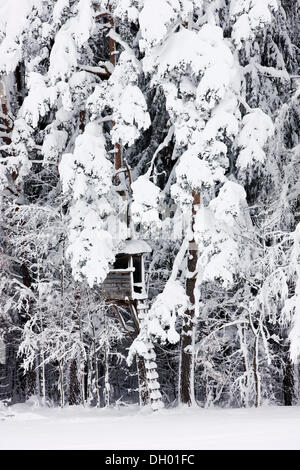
[283,343,294,406]
[0,78,12,144]
[179,191,200,405]
[137,356,149,406]
[109,24,122,175]
[58,360,65,408]
[69,358,80,405]
[253,334,260,407]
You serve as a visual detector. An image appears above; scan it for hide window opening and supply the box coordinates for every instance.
[132,255,143,294]
[113,254,129,270]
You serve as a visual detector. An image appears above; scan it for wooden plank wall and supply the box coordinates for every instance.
[100,271,132,300]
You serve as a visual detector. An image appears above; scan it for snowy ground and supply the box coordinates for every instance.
[1,401,300,450]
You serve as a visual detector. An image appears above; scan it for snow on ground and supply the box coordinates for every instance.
[1,402,300,450]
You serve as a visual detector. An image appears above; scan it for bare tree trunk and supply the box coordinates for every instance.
[0,78,12,144]
[179,192,199,406]
[104,344,111,407]
[26,362,36,398]
[69,359,80,405]
[58,360,65,408]
[92,329,101,408]
[78,310,86,406]
[36,255,46,405]
[137,356,149,406]
[87,309,101,408]
[104,311,111,407]
[253,334,261,408]
[283,342,294,406]
[108,7,122,175]
[248,312,261,408]
[237,324,250,407]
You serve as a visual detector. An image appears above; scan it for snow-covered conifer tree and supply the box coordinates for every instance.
[0,0,299,412]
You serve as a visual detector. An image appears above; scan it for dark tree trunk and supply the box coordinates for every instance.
[0,77,12,144]
[179,192,200,405]
[179,250,197,405]
[108,11,122,175]
[283,345,294,406]
[26,364,37,398]
[69,359,80,405]
[137,355,149,406]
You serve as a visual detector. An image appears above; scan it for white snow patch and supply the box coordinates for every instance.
[1,403,300,449]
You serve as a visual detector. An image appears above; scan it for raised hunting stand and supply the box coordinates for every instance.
[101,239,151,302]
[97,14,163,410]
[101,239,163,411]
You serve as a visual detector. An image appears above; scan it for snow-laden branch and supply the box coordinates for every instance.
[147,125,174,177]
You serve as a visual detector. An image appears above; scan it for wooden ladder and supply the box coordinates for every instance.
[136,300,164,411]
